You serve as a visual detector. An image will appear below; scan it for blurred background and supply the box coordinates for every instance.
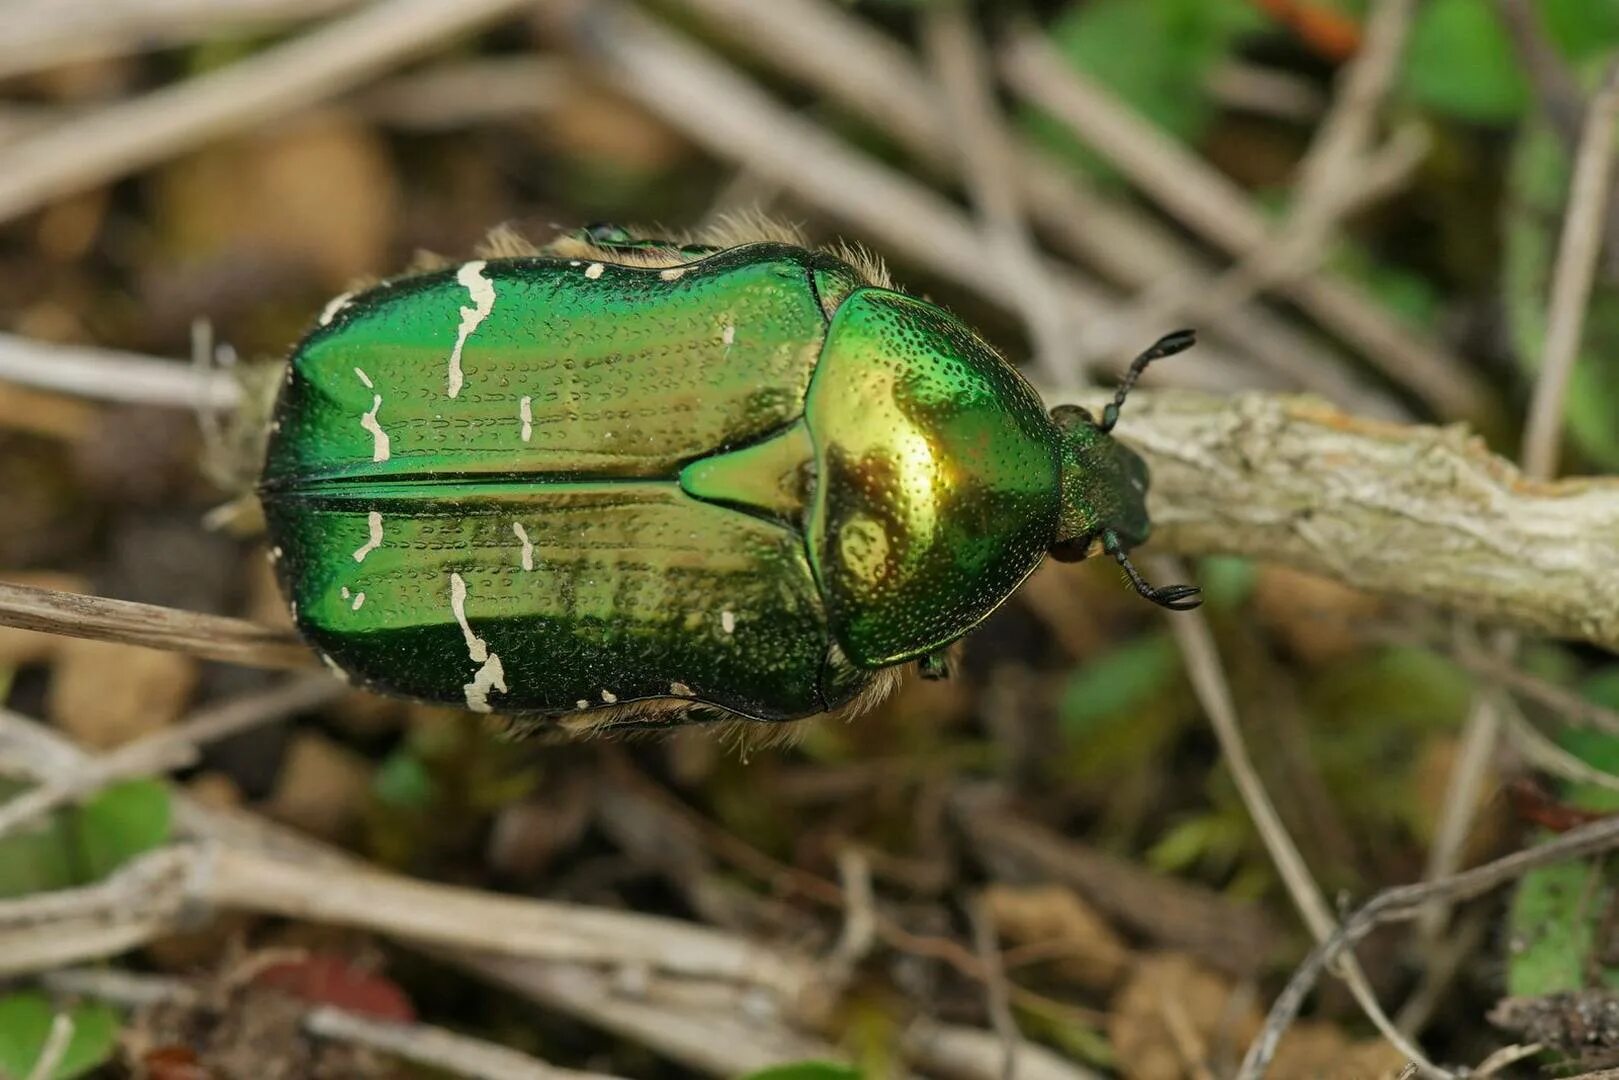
[2,0,1619,1077]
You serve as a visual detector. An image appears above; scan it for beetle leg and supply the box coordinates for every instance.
[918,649,954,681]
[1103,531,1203,610]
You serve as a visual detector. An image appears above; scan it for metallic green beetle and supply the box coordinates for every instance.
[259,223,1197,731]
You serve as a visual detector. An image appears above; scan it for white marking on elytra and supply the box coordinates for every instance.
[270,546,284,562]
[352,511,383,562]
[660,267,686,282]
[584,262,604,280]
[670,681,694,697]
[512,522,534,570]
[319,291,355,326]
[356,367,390,462]
[351,591,365,611]
[722,324,736,346]
[601,689,618,704]
[721,610,736,634]
[519,395,533,442]
[450,572,506,713]
[447,260,496,398]
[340,586,350,600]
[576,699,590,710]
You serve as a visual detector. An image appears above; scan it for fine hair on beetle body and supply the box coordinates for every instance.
[257,212,1197,735]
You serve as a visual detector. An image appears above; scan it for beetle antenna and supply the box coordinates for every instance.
[1100,329,1196,433]
[1103,531,1201,610]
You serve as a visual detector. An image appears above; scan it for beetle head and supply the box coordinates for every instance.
[1046,330,1201,611]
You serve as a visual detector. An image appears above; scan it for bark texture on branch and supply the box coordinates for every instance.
[1116,391,1619,653]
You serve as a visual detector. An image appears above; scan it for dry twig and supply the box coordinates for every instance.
[1239,813,1619,1077]
[0,0,531,224]
[0,334,238,409]
[921,1,1075,388]
[1159,566,1444,1076]
[0,581,312,670]
[305,1007,624,1080]
[0,675,339,841]
[668,0,1398,414]
[1000,27,1490,419]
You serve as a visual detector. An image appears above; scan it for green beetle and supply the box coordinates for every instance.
[259,221,1197,732]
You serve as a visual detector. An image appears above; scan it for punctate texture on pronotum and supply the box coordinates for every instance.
[258,223,1197,733]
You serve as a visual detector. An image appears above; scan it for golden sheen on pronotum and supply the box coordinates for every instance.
[258,223,1199,733]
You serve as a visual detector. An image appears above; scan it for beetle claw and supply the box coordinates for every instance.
[1148,584,1203,611]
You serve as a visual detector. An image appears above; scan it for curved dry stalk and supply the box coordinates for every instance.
[1239,813,1619,1077]
[0,581,312,670]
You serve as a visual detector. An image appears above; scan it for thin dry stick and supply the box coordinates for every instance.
[541,0,1264,395]
[921,2,1076,389]
[968,895,1019,1080]
[1158,565,1446,1077]
[0,0,531,224]
[24,1013,75,1080]
[666,0,1406,416]
[1523,60,1619,479]
[1415,55,1619,950]
[0,0,362,80]
[999,27,1490,419]
[0,674,340,841]
[0,333,238,409]
[0,581,313,670]
[0,840,819,1002]
[1239,812,1619,1077]
[0,711,846,1079]
[1071,0,1422,366]
[305,1007,625,1080]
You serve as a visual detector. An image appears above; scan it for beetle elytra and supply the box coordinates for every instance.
[259,219,1197,733]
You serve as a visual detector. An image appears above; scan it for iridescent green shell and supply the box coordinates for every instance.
[259,238,1142,726]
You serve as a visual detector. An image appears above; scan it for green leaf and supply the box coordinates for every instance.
[1401,0,1529,122]
[0,781,77,899]
[0,993,120,1080]
[1541,0,1619,63]
[71,778,172,882]
[1507,859,1610,996]
[1059,633,1182,738]
[740,1064,863,1080]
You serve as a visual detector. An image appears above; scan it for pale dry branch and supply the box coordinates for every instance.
[1522,59,1619,480]
[305,1007,626,1080]
[459,954,845,1077]
[1102,391,1619,656]
[0,710,847,1078]
[0,333,238,408]
[0,0,531,225]
[0,837,818,1009]
[921,2,1075,388]
[0,675,340,841]
[1239,813,1619,1077]
[1159,564,1443,1077]
[902,1018,1103,1080]
[0,581,313,669]
[541,0,1262,395]
[0,0,362,80]
[1000,28,1490,420]
[666,0,1399,415]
